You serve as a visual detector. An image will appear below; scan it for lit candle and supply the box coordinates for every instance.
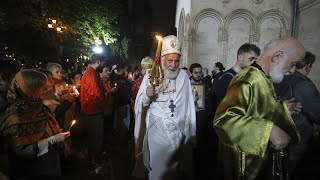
[68,120,76,131]
[73,86,80,96]
[155,35,163,64]
[150,35,163,86]
[128,73,133,81]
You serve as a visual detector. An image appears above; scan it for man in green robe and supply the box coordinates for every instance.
[214,37,305,180]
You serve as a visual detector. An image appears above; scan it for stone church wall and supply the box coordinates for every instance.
[298,0,320,89]
[176,0,320,89]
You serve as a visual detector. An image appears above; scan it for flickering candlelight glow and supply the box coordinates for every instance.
[156,35,163,41]
[68,120,76,131]
[73,86,80,96]
[128,73,133,81]
[155,35,163,60]
[149,34,164,87]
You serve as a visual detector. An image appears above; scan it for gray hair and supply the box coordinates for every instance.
[46,62,62,71]
[263,37,296,55]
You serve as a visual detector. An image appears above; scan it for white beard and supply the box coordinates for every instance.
[269,60,286,83]
[164,68,180,80]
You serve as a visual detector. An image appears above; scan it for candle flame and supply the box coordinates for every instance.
[68,120,77,131]
[156,35,163,41]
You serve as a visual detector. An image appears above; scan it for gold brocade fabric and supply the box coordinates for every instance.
[214,66,300,179]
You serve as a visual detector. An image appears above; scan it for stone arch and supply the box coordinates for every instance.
[225,9,258,40]
[191,9,224,70]
[185,14,190,37]
[257,10,289,37]
[182,14,191,67]
[224,9,257,68]
[178,8,186,67]
[192,8,225,36]
[178,8,185,41]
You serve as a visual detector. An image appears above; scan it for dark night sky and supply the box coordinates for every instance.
[150,0,177,35]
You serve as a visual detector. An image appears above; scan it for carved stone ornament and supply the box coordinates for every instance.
[252,0,264,4]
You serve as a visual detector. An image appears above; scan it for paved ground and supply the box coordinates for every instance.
[63,124,136,180]
[61,135,320,180]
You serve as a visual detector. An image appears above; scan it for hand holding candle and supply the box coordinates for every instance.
[72,86,80,96]
[60,83,70,95]
[128,73,133,81]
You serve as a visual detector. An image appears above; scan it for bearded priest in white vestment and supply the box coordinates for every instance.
[133,35,196,180]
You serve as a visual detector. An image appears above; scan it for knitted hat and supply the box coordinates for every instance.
[161,35,181,57]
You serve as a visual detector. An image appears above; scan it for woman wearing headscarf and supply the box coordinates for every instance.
[0,69,69,179]
[37,68,77,130]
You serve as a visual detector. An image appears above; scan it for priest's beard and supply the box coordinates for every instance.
[163,67,180,80]
[269,59,286,83]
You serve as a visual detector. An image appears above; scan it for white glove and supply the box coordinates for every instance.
[47,132,70,145]
[37,132,70,157]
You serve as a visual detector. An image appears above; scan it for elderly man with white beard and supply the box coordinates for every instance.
[133,35,196,180]
[213,37,305,180]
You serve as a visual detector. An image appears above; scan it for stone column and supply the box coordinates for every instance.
[218,27,228,65]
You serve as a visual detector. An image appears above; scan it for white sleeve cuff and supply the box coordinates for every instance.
[142,93,152,106]
[37,139,49,157]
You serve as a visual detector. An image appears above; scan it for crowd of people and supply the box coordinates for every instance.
[0,35,319,180]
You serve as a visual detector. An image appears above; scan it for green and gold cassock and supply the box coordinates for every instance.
[214,66,300,179]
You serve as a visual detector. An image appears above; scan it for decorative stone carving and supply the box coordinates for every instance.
[257,10,289,37]
[176,0,300,72]
[178,9,185,40]
[225,9,257,33]
[218,28,228,42]
[190,28,198,42]
[250,33,260,43]
[252,0,264,4]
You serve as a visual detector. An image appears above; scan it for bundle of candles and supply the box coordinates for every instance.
[149,35,164,87]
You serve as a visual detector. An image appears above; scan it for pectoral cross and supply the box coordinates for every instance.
[169,100,176,117]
